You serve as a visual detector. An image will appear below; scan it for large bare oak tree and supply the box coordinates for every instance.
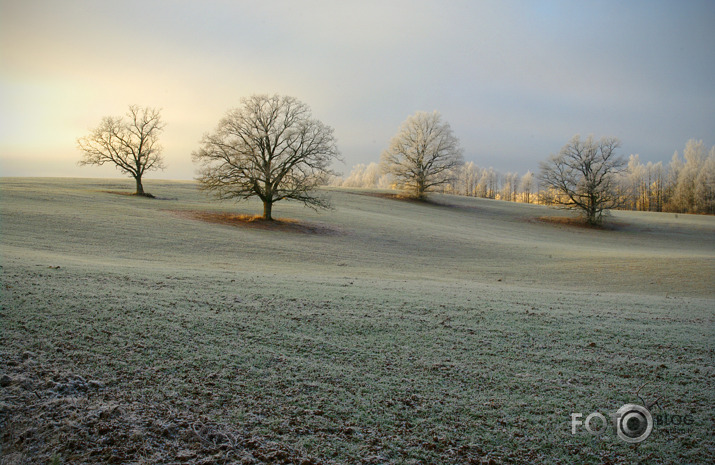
[381,111,464,199]
[77,105,165,196]
[539,135,626,225]
[193,94,340,220]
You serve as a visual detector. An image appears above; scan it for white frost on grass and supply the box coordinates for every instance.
[1,177,713,463]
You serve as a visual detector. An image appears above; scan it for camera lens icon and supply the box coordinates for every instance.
[615,404,653,443]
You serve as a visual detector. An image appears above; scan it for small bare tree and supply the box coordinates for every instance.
[520,170,534,204]
[381,111,464,199]
[192,94,340,220]
[77,105,165,196]
[539,135,626,225]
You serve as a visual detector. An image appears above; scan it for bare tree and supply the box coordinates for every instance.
[77,105,165,196]
[380,111,464,199]
[624,154,648,211]
[340,162,392,189]
[461,162,480,196]
[650,161,666,212]
[621,156,665,212]
[475,167,489,198]
[520,170,534,204]
[501,172,520,201]
[695,146,715,214]
[485,168,499,199]
[539,135,626,225]
[192,94,340,220]
[669,139,705,212]
[665,139,715,214]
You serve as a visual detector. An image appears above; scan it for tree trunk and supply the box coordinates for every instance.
[585,207,599,225]
[135,177,145,195]
[416,178,426,200]
[262,200,273,221]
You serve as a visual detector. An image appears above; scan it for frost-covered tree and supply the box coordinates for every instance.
[381,111,464,199]
[622,155,667,212]
[520,170,534,203]
[694,147,715,214]
[440,161,479,196]
[340,162,392,188]
[624,154,647,210]
[193,94,340,220]
[649,161,666,212]
[475,167,489,198]
[77,105,165,196]
[663,151,683,210]
[539,135,626,225]
[671,140,705,212]
[666,139,715,214]
[461,162,480,196]
[500,172,520,202]
[479,167,499,199]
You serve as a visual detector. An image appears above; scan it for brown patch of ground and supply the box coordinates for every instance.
[100,190,156,199]
[172,210,341,235]
[350,191,439,205]
[533,215,623,230]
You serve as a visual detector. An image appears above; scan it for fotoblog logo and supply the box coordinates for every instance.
[571,403,653,443]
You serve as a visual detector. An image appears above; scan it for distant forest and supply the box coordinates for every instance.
[333,139,715,215]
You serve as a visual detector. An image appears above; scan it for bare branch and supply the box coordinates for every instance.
[77,105,165,195]
[538,135,626,225]
[192,94,341,220]
[380,111,464,199]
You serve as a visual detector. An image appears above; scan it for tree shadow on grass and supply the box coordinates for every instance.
[100,190,155,198]
[172,210,342,235]
[100,191,181,200]
[532,216,624,230]
[351,191,443,205]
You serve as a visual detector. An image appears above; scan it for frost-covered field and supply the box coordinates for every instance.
[1,178,713,464]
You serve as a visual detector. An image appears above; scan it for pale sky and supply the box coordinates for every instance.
[1,0,713,180]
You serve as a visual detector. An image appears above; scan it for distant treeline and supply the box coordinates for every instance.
[332,139,715,215]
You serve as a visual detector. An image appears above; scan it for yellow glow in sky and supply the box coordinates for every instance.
[1,0,714,180]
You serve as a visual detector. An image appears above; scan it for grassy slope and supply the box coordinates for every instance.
[1,178,713,464]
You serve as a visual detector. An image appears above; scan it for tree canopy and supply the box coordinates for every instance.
[193,94,340,220]
[381,111,464,199]
[539,135,626,225]
[77,105,165,196]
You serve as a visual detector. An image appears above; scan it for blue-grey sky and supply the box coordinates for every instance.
[1,0,713,179]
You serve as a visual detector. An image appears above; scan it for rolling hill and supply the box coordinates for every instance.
[1,178,713,464]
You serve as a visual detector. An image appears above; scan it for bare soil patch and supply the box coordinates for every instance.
[532,215,622,230]
[100,190,156,199]
[172,210,342,235]
[351,191,441,205]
